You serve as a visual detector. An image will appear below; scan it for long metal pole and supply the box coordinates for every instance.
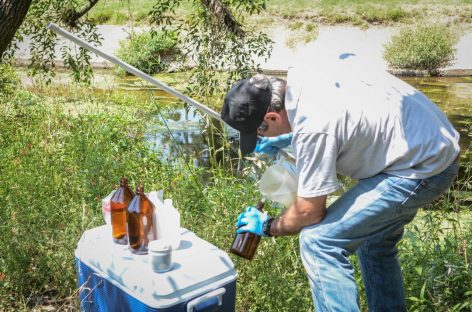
[47,22,222,121]
[46,22,295,162]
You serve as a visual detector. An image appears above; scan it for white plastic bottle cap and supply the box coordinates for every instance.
[148,240,173,273]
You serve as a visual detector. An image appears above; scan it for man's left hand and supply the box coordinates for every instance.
[254,133,293,155]
[236,206,270,237]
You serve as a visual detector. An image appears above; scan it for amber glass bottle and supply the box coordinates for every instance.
[110,177,134,245]
[127,183,156,255]
[230,200,265,260]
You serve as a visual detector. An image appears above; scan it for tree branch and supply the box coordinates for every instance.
[201,0,244,38]
[64,0,100,27]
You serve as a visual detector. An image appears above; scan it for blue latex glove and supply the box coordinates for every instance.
[235,206,270,237]
[254,133,293,155]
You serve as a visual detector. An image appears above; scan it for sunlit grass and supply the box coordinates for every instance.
[87,0,472,26]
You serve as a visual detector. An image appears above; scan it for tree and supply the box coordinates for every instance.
[0,0,33,59]
[1,0,271,87]
[150,0,272,100]
[0,0,101,60]
[1,0,103,84]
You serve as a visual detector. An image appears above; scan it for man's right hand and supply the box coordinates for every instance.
[254,133,293,155]
[236,206,270,237]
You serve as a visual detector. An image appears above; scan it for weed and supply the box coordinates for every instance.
[305,22,317,32]
[92,11,112,24]
[288,21,304,31]
[402,210,472,311]
[0,64,20,96]
[115,30,180,76]
[285,21,318,49]
[384,24,459,75]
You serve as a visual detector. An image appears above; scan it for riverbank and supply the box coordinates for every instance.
[2,71,471,311]
[13,24,472,76]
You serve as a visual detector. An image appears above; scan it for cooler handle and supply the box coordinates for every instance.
[187,288,226,312]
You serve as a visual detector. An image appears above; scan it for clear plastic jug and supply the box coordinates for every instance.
[259,158,298,208]
[150,196,181,250]
[162,199,181,250]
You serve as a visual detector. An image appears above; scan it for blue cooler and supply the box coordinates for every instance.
[75,225,237,311]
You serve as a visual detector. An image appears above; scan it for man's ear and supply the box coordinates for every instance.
[265,111,281,123]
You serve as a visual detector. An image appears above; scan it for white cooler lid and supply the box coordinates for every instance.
[75,225,236,308]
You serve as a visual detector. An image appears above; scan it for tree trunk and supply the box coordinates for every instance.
[0,0,33,60]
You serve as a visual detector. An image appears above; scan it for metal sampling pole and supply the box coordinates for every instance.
[46,22,295,162]
[47,22,221,121]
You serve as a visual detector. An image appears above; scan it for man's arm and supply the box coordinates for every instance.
[269,195,327,236]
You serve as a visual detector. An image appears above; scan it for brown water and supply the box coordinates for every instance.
[402,76,472,152]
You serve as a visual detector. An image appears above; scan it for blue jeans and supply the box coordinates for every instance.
[299,160,459,312]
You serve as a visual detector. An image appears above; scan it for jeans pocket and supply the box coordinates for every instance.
[393,179,423,214]
[420,162,459,193]
[397,182,429,211]
[402,161,459,209]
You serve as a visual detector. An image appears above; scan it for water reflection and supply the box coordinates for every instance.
[147,129,211,167]
[146,105,211,167]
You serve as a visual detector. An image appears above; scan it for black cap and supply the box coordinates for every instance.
[221,75,272,154]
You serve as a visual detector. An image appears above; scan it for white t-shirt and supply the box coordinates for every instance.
[285,54,460,198]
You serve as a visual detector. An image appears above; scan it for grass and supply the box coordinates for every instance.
[88,0,192,25]
[0,82,311,311]
[0,68,471,310]
[87,0,155,24]
[88,0,472,27]
[285,21,318,49]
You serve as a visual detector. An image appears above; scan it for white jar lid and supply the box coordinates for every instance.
[148,240,172,253]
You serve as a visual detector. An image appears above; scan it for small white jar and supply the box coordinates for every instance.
[148,240,172,273]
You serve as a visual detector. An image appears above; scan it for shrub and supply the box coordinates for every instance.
[0,64,20,96]
[116,30,179,75]
[384,25,458,75]
[93,11,112,24]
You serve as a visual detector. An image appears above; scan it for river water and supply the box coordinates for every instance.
[403,77,472,152]
[20,70,472,165]
[140,76,472,166]
[14,25,472,71]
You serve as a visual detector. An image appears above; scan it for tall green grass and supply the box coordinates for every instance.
[0,72,471,310]
[0,86,164,308]
[88,0,472,26]
[0,82,312,310]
